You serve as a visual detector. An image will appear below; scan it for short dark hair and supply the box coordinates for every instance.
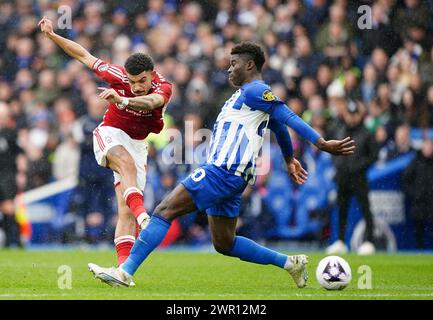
[231,42,266,71]
[124,53,154,75]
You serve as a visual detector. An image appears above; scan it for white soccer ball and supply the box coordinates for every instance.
[316,256,352,290]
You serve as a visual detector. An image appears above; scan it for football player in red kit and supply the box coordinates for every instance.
[39,17,172,269]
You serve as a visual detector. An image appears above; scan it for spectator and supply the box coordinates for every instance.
[378,124,414,163]
[360,63,378,105]
[359,2,400,56]
[327,99,378,255]
[371,47,390,83]
[70,95,115,244]
[52,133,79,181]
[393,0,432,40]
[0,102,24,247]
[315,3,353,65]
[420,46,433,85]
[399,88,423,127]
[316,63,334,99]
[424,85,433,127]
[402,139,433,249]
[295,36,322,78]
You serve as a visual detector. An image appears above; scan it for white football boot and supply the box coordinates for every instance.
[88,263,133,287]
[325,240,349,255]
[285,255,309,288]
[137,212,150,230]
[357,241,376,255]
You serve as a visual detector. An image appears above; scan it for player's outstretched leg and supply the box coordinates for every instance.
[209,216,308,288]
[228,236,308,288]
[88,184,196,287]
[88,213,170,287]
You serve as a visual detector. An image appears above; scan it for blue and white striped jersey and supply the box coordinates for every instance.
[207,80,281,184]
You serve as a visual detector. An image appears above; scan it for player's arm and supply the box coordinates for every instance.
[271,104,355,156]
[268,118,308,184]
[125,94,165,111]
[245,85,355,156]
[38,16,97,69]
[97,88,165,111]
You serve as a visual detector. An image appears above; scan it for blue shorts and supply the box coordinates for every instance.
[181,164,248,218]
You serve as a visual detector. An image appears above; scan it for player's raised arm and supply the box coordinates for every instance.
[38,16,97,69]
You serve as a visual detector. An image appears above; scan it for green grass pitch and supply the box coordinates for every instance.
[0,249,432,300]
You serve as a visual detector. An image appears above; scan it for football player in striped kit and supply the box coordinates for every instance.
[88,42,355,288]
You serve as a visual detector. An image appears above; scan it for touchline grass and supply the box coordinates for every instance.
[0,249,432,300]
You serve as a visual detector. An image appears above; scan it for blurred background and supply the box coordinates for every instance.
[0,0,432,252]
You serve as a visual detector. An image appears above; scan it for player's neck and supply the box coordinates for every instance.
[242,74,262,86]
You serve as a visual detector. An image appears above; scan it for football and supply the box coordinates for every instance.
[316,256,352,290]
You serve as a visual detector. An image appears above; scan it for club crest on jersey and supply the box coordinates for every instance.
[262,90,276,101]
[98,64,109,72]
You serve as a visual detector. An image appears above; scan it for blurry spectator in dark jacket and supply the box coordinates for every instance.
[393,0,432,40]
[295,36,322,78]
[402,139,433,249]
[327,99,378,255]
[423,85,433,127]
[71,96,115,243]
[378,124,414,163]
[0,103,24,247]
[420,46,433,85]
[359,2,400,57]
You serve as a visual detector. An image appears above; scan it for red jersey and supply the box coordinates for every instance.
[92,58,172,140]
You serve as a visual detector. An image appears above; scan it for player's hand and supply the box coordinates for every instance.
[98,87,122,104]
[286,157,308,185]
[38,16,54,35]
[315,137,355,156]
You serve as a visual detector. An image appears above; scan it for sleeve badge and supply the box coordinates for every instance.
[262,90,276,101]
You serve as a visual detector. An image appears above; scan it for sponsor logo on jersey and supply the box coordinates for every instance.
[262,90,276,101]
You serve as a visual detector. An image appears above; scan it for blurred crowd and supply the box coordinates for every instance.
[1,0,433,248]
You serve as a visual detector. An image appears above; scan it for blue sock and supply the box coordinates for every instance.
[121,214,171,276]
[228,236,288,268]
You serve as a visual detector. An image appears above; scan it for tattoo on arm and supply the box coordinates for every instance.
[126,95,164,111]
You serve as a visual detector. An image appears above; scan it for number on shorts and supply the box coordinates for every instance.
[191,168,206,182]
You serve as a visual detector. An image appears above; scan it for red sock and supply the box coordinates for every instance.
[123,187,146,219]
[114,236,135,266]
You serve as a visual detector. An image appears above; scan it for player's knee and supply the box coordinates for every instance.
[118,154,136,173]
[153,201,172,220]
[110,149,135,174]
[212,238,233,255]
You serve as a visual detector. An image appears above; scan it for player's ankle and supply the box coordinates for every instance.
[283,256,293,270]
